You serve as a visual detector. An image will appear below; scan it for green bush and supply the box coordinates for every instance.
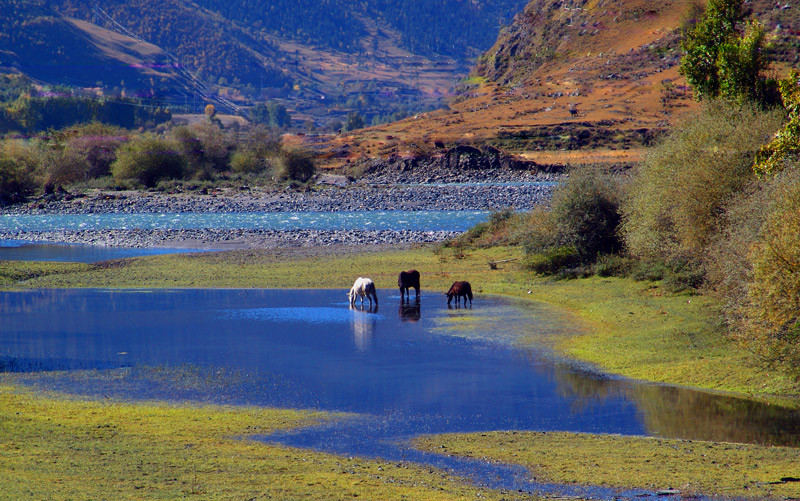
[525,246,580,275]
[521,166,624,273]
[171,123,231,180]
[621,100,783,263]
[593,254,634,278]
[230,149,266,175]
[111,135,187,188]
[450,208,516,248]
[0,140,40,204]
[273,149,316,182]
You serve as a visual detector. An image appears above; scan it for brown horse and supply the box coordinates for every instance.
[398,269,420,302]
[446,281,473,306]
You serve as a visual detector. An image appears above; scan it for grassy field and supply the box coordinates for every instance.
[3,243,800,499]
[0,383,524,500]
[415,431,800,499]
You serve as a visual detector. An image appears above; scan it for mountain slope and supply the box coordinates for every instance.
[318,0,800,168]
[1,0,531,120]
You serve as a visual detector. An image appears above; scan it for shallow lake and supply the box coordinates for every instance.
[2,288,799,496]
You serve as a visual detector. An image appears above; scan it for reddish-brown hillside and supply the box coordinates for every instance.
[310,0,800,169]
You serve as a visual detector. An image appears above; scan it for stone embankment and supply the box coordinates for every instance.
[2,157,560,249]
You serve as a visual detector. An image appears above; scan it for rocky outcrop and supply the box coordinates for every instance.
[353,145,562,184]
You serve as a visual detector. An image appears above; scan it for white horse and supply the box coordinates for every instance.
[348,277,378,307]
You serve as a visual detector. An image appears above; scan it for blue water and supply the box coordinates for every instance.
[0,210,490,232]
[2,289,798,497]
[0,239,204,263]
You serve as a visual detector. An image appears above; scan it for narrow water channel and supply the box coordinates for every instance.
[2,289,798,497]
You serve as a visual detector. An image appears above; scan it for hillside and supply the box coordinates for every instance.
[314,0,800,168]
[0,0,529,122]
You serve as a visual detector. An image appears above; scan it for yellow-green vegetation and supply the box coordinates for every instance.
[0,384,522,500]
[415,431,800,499]
[5,244,798,397]
[0,261,90,287]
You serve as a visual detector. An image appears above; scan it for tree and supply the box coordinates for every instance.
[754,70,800,177]
[621,101,783,262]
[250,102,290,128]
[204,104,216,121]
[679,0,773,105]
[344,111,364,132]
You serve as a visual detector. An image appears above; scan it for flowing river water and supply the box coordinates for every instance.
[2,288,798,498]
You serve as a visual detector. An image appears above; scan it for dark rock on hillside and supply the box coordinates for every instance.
[353,145,562,185]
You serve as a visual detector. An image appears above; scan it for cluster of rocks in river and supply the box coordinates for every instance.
[2,156,560,249]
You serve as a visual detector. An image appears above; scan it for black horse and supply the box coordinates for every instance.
[398,269,420,302]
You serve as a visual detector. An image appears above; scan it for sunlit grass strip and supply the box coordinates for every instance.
[5,244,799,396]
[415,431,800,499]
[0,384,524,500]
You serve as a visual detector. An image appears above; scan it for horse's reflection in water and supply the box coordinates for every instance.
[350,303,378,351]
[447,302,471,310]
[399,299,421,323]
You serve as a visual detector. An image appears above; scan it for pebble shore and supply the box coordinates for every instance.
[1,169,559,249]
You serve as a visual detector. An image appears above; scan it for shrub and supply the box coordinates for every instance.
[451,208,516,248]
[273,149,316,182]
[521,166,624,274]
[593,254,634,278]
[0,139,40,204]
[111,135,187,188]
[44,146,90,188]
[230,149,266,175]
[621,100,783,263]
[525,246,580,275]
[171,123,231,179]
[722,167,800,376]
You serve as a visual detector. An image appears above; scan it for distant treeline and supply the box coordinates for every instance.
[0,96,171,134]
[0,76,171,134]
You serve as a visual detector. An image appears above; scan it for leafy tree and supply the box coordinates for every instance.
[679,0,773,105]
[344,112,364,132]
[250,102,290,128]
[754,70,800,177]
[204,104,217,120]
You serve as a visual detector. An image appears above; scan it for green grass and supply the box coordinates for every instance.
[414,431,800,499]
[0,384,524,500]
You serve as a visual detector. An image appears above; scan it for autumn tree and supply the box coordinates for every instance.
[679,0,774,105]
